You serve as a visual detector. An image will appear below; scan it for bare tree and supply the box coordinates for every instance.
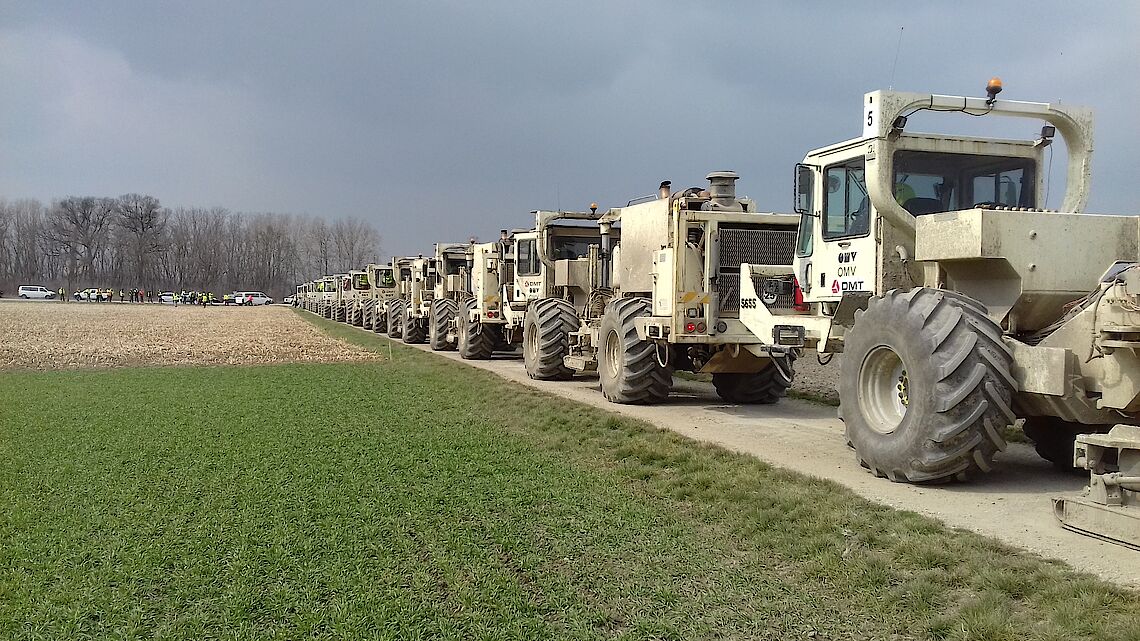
[0,192,384,298]
[12,201,48,285]
[41,197,116,286]
[331,217,381,273]
[116,194,167,287]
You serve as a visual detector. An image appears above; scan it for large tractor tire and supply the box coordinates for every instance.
[457,298,498,360]
[402,305,426,344]
[712,354,796,404]
[840,288,1015,483]
[350,303,363,326]
[376,303,389,330]
[598,297,671,404]
[428,298,458,351]
[1022,417,1111,470]
[523,298,577,380]
[386,299,405,339]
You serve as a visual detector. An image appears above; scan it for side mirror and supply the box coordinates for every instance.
[794,164,815,215]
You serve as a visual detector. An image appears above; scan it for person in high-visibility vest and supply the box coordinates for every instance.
[58,287,66,302]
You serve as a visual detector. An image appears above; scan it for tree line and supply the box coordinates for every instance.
[0,195,381,299]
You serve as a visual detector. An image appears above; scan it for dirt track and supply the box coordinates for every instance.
[349,314,1140,588]
[0,300,379,370]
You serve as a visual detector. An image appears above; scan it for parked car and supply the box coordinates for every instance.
[282,295,295,305]
[158,291,177,304]
[233,291,274,306]
[74,287,100,301]
[18,285,55,299]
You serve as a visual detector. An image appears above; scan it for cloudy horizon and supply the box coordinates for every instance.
[3,1,1138,256]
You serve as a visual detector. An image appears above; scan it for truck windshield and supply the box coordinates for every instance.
[376,269,396,287]
[550,236,597,260]
[893,151,1035,215]
[353,273,370,290]
[442,258,464,275]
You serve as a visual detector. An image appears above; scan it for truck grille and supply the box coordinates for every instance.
[716,226,796,315]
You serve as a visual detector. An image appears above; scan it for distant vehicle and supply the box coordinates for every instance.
[74,287,103,301]
[282,295,295,305]
[233,291,274,306]
[18,285,55,300]
[158,291,177,304]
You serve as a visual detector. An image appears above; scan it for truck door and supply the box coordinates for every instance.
[806,158,877,303]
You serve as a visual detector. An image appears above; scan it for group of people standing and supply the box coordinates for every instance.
[172,291,217,305]
[55,287,153,302]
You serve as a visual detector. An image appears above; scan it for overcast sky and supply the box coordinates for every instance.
[2,2,1138,255]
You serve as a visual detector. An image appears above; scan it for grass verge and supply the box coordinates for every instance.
[0,313,1134,640]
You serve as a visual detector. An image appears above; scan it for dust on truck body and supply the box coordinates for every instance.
[316,276,337,318]
[384,257,417,340]
[340,270,371,326]
[525,173,801,405]
[459,210,608,360]
[737,82,1140,548]
[426,242,474,351]
[364,262,398,334]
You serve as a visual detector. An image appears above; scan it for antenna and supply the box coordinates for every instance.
[888,26,904,90]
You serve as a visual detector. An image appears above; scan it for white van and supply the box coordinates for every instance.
[233,291,274,306]
[18,285,55,300]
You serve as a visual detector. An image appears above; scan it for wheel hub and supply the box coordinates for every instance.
[858,345,909,434]
[604,329,622,378]
[525,324,537,360]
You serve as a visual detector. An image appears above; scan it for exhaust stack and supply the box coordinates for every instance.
[706,171,740,209]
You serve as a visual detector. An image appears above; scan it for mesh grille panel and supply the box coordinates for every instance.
[717,227,797,314]
[719,227,796,267]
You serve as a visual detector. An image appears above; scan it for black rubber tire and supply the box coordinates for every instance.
[402,304,426,344]
[598,297,671,404]
[840,288,1016,483]
[523,298,577,380]
[712,354,796,404]
[386,299,405,339]
[428,298,458,351]
[1022,417,1111,470]
[373,304,388,334]
[457,298,498,360]
[350,304,363,326]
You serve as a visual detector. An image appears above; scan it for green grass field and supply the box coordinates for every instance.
[1,314,1138,640]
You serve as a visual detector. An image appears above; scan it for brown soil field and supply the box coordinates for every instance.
[0,301,380,370]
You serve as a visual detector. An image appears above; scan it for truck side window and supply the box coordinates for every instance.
[796,214,814,257]
[517,239,539,276]
[823,160,869,239]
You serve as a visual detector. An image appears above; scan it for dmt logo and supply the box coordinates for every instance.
[832,279,865,294]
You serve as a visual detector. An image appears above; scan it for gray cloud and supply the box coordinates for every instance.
[2,1,1137,257]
